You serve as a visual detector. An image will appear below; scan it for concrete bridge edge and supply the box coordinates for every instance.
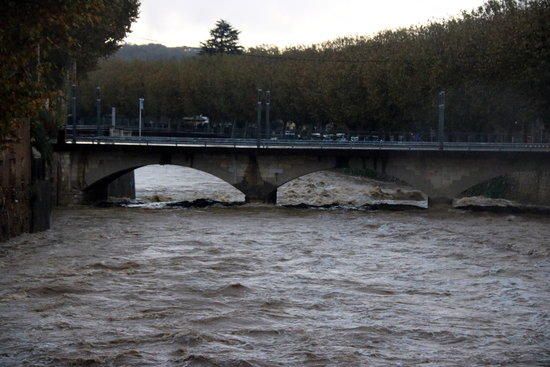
[53,149,550,207]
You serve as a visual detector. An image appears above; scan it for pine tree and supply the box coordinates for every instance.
[200,20,244,55]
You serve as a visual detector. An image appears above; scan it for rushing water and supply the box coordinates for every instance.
[134,165,245,204]
[0,166,549,366]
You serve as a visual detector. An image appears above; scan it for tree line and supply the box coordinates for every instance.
[78,0,548,137]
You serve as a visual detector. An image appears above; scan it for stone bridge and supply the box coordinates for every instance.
[53,142,550,206]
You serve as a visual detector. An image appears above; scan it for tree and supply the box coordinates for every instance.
[82,0,548,138]
[200,20,244,55]
[0,0,140,141]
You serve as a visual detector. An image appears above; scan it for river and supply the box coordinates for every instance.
[0,166,548,366]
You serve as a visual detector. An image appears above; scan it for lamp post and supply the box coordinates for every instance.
[438,90,445,149]
[71,84,77,143]
[95,87,101,139]
[138,98,144,137]
[111,107,116,129]
[257,89,263,148]
[231,120,236,139]
[265,90,271,140]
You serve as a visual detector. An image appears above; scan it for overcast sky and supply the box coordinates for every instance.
[125,0,484,48]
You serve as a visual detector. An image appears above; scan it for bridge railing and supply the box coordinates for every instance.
[61,134,550,152]
[64,123,550,145]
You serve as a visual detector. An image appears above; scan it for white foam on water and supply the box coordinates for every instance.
[134,165,245,203]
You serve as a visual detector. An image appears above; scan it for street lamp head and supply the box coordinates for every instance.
[438,90,445,105]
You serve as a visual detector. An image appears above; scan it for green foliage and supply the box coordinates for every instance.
[0,0,140,141]
[80,0,548,135]
[200,20,244,55]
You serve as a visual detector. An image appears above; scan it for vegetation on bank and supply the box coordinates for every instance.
[79,0,549,136]
[0,0,140,143]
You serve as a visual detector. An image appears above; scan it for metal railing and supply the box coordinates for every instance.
[65,124,550,143]
[61,133,550,152]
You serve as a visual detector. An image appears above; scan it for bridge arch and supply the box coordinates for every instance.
[60,148,343,204]
[54,146,550,207]
[59,149,253,204]
[456,170,550,206]
[360,151,550,204]
[84,164,247,204]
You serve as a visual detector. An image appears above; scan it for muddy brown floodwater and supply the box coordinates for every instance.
[0,167,549,366]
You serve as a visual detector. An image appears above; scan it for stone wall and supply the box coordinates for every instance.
[51,151,82,206]
[508,171,550,206]
[0,121,32,241]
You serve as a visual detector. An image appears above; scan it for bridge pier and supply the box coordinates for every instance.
[237,183,277,204]
[83,184,109,204]
[428,197,454,207]
[108,172,136,200]
[234,154,278,203]
[53,144,550,208]
[82,171,135,204]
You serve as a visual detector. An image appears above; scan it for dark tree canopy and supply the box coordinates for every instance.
[0,0,140,141]
[80,0,548,138]
[200,19,244,55]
